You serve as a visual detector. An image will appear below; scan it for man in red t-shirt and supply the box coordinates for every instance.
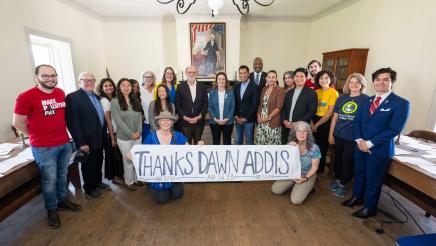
[305,60,322,90]
[13,64,81,229]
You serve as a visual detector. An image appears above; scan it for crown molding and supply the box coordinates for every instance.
[57,0,102,21]
[312,0,362,21]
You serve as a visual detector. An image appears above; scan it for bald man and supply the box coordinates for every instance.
[65,72,108,199]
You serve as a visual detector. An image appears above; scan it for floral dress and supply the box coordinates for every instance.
[256,94,281,145]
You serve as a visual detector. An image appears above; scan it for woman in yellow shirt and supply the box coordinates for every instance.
[312,70,339,177]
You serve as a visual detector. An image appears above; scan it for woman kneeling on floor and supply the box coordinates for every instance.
[271,121,321,204]
[143,110,203,204]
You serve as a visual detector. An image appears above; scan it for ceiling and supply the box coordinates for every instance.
[59,0,360,21]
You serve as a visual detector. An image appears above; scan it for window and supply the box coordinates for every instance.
[27,32,76,94]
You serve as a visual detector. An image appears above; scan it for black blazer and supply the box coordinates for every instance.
[234,80,259,123]
[281,86,318,124]
[175,81,208,127]
[65,89,107,150]
[249,71,267,92]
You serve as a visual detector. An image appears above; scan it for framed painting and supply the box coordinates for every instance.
[190,22,226,78]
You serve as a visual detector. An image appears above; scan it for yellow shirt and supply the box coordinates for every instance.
[316,88,339,116]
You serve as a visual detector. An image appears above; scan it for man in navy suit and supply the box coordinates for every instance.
[65,72,108,199]
[234,65,259,145]
[249,57,267,93]
[342,67,410,218]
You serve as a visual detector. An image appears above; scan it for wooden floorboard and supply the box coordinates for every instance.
[0,126,435,245]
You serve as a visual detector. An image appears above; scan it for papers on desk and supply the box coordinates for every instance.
[422,153,436,159]
[0,143,20,156]
[394,148,411,156]
[0,147,35,175]
[395,156,436,176]
[399,135,436,151]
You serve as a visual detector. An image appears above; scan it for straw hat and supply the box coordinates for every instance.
[155,110,177,122]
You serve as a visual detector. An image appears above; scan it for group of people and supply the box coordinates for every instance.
[12,57,410,229]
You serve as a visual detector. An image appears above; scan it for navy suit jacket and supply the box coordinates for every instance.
[353,92,410,157]
[208,89,235,125]
[65,89,107,150]
[234,80,259,123]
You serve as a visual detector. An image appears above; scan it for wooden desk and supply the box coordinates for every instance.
[385,137,436,217]
[0,142,81,221]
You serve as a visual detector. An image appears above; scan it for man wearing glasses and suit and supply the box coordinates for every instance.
[65,72,109,199]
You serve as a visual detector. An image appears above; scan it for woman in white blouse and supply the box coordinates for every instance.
[97,78,124,185]
[139,71,156,142]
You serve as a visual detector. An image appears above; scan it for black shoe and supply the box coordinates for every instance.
[47,209,61,229]
[97,182,110,191]
[342,197,363,208]
[352,208,377,219]
[85,189,104,199]
[58,199,82,212]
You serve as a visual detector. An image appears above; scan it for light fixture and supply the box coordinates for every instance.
[156,0,274,16]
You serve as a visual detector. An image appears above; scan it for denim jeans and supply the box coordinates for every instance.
[31,142,72,209]
[235,122,254,145]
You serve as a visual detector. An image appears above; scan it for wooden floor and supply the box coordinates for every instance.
[1,127,435,245]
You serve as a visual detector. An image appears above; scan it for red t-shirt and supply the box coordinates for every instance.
[305,79,320,90]
[14,87,69,147]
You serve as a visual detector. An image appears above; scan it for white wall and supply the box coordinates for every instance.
[0,0,105,141]
[308,0,436,132]
[240,19,311,85]
[103,17,177,82]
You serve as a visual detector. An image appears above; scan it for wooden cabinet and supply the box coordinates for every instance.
[322,48,369,92]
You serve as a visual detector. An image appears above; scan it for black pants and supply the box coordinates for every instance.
[81,148,103,193]
[151,183,184,204]
[334,137,355,185]
[103,133,124,180]
[182,125,204,145]
[282,126,290,144]
[313,116,331,174]
[210,124,233,145]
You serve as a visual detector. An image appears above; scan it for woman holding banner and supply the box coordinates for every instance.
[271,121,321,204]
[143,110,203,204]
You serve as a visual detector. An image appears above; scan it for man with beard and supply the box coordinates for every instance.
[13,64,82,229]
[305,60,322,90]
[176,66,208,144]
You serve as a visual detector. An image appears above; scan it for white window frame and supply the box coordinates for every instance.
[24,28,77,94]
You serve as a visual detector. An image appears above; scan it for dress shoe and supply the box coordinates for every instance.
[127,184,137,191]
[58,199,82,212]
[97,182,110,191]
[47,209,61,229]
[85,189,104,199]
[352,208,377,219]
[342,197,363,207]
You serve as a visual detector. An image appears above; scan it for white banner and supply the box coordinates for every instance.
[130,145,301,182]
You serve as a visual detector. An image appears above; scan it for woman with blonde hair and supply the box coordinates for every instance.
[139,71,156,141]
[327,73,368,197]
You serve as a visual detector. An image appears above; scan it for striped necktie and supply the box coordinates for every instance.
[370,96,381,115]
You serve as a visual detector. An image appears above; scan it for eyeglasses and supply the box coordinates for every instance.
[144,76,153,79]
[296,130,308,134]
[40,74,58,79]
[80,79,96,83]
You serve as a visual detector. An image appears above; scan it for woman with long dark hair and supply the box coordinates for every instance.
[97,78,124,185]
[149,83,176,132]
[110,78,143,191]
